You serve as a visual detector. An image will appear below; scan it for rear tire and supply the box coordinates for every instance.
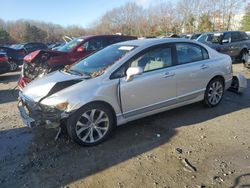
[67,103,115,146]
[204,78,225,107]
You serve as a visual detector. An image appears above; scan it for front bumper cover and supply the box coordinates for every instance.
[228,74,247,94]
[18,93,68,128]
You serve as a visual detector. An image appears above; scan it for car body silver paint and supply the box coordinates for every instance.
[20,38,234,127]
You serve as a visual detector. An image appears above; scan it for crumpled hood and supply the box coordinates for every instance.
[24,49,67,63]
[22,70,86,102]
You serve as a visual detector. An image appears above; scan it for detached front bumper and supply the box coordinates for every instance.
[18,93,68,128]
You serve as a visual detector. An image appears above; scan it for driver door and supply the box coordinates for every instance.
[119,44,177,118]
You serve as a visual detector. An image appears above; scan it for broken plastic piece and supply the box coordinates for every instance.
[228,74,247,94]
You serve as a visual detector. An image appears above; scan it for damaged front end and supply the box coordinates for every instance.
[19,50,66,88]
[17,70,86,129]
[18,92,68,129]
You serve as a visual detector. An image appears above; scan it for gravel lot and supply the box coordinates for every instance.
[0,64,249,188]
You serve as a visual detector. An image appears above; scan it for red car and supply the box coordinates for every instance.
[18,35,137,89]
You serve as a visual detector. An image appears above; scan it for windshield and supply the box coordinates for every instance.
[69,45,136,77]
[10,44,24,49]
[58,38,84,52]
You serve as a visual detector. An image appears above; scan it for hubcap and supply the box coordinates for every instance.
[208,81,223,105]
[75,109,109,143]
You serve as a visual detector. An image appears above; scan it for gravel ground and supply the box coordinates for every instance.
[0,64,249,188]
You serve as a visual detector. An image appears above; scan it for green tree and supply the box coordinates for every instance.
[198,14,212,32]
[241,4,250,31]
[0,29,10,43]
[23,23,47,42]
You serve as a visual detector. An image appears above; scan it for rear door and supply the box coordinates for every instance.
[174,43,211,101]
[230,32,243,57]
[119,44,177,117]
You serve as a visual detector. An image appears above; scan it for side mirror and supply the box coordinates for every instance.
[126,66,143,81]
[77,47,85,52]
[221,39,229,44]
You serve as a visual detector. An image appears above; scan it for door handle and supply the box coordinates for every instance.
[163,72,175,78]
[201,64,208,69]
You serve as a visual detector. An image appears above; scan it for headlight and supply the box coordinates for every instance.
[40,104,57,113]
[40,97,69,112]
[55,102,69,111]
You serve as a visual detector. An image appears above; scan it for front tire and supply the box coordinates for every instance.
[67,103,115,146]
[204,78,224,107]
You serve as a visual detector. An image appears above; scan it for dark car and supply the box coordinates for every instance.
[198,31,250,62]
[0,46,26,71]
[18,35,137,89]
[0,53,11,75]
[10,42,48,54]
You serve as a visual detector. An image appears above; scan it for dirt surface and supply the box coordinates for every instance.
[0,64,250,188]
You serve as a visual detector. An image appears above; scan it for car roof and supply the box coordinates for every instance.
[114,38,196,47]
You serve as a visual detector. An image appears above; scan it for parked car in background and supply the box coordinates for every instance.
[197,31,250,62]
[47,42,63,49]
[0,53,11,74]
[18,38,233,146]
[179,33,201,40]
[18,35,137,88]
[0,46,25,71]
[190,33,202,40]
[246,31,250,39]
[10,42,48,54]
[196,32,219,44]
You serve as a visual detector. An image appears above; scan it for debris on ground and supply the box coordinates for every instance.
[181,158,197,172]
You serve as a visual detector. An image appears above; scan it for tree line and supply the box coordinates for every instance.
[0,0,249,44]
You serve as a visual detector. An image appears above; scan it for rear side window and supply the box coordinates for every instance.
[231,32,240,42]
[176,43,208,64]
[239,32,249,41]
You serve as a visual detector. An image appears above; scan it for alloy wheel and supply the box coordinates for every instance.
[75,109,110,144]
[207,81,223,105]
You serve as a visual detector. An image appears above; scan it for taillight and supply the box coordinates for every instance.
[0,56,8,62]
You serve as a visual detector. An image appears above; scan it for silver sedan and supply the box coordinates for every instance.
[18,38,233,146]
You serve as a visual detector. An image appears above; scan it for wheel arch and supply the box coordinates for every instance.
[77,100,117,125]
[207,75,225,87]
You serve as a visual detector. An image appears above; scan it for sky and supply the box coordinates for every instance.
[0,0,168,27]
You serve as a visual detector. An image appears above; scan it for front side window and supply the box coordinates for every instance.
[129,47,172,72]
[176,43,207,64]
